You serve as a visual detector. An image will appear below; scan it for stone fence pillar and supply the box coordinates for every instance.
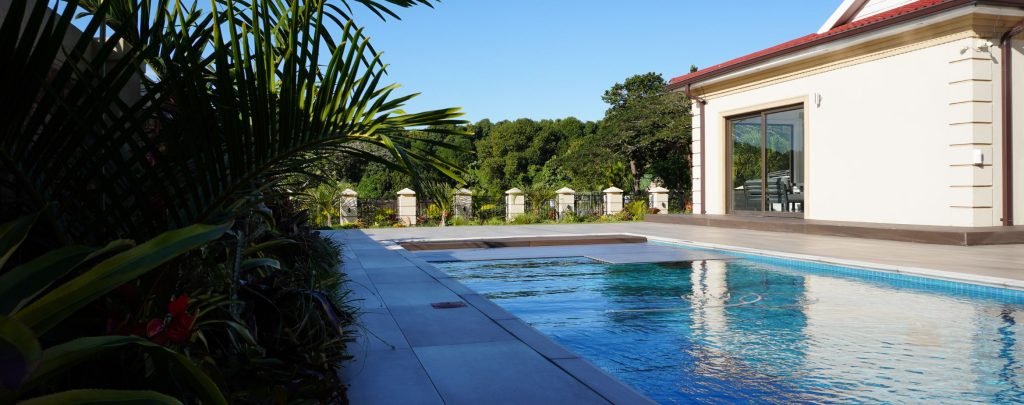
[340,189,358,224]
[505,188,524,221]
[397,188,417,226]
[556,187,575,218]
[648,186,670,214]
[454,188,473,218]
[603,186,623,215]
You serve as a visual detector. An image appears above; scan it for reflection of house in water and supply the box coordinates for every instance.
[683,259,1024,401]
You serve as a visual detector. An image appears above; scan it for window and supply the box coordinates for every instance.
[729,106,805,215]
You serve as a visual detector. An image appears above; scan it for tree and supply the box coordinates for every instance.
[600,72,692,194]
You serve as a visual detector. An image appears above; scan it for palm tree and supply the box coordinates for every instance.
[1,0,469,243]
[302,183,343,227]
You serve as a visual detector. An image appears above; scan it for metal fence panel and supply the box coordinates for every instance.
[573,192,604,218]
[358,199,398,226]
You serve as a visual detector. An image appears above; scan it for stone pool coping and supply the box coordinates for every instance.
[332,230,655,404]
[634,234,1024,291]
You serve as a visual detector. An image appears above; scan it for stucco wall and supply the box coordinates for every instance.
[1010,37,1024,226]
[694,37,1000,226]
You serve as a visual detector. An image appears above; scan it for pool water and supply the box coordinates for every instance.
[434,252,1024,404]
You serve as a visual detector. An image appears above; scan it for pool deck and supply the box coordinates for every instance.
[331,221,1024,404]
[329,230,654,404]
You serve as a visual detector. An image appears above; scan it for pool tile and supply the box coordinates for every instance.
[389,305,516,347]
[413,340,610,404]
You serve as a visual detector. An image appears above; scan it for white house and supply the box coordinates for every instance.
[671,0,1024,228]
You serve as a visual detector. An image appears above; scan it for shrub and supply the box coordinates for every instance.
[626,201,647,221]
[511,212,543,225]
[483,217,506,226]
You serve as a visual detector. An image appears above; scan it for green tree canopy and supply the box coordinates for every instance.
[600,72,692,193]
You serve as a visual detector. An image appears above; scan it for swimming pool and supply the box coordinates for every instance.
[432,246,1024,404]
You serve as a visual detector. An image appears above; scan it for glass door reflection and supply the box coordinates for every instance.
[729,107,804,215]
[731,115,763,212]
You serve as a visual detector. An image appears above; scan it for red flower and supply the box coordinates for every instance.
[141,294,195,345]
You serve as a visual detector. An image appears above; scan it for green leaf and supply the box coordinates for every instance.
[0,246,95,315]
[0,213,39,270]
[240,257,281,271]
[19,389,183,404]
[26,336,224,405]
[14,222,232,335]
[242,238,297,256]
[0,316,41,390]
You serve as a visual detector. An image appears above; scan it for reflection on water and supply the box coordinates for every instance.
[437,256,1024,404]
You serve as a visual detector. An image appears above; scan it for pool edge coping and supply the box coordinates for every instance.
[624,233,1024,292]
[382,231,1024,291]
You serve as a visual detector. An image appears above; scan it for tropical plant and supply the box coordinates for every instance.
[1,0,468,401]
[300,183,348,227]
[523,186,556,217]
[1,0,469,243]
[0,212,230,403]
[423,182,458,227]
[625,200,648,221]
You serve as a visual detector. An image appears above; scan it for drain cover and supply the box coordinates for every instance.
[430,301,467,309]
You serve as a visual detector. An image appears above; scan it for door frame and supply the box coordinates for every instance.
[725,103,806,218]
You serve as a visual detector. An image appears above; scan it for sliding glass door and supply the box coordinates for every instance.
[729,106,805,216]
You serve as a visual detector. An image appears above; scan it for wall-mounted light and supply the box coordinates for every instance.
[814,93,822,108]
[973,149,985,167]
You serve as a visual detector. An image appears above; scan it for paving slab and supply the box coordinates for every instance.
[351,308,410,352]
[414,340,611,405]
[343,348,443,405]
[496,319,579,360]
[372,280,461,308]
[389,304,517,347]
[553,357,657,405]
[363,264,437,284]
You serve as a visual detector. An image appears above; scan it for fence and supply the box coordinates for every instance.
[358,199,398,226]
[624,191,650,209]
[472,194,506,222]
[573,192,604,218]
[339,185,675,227]
[525,196,558,221]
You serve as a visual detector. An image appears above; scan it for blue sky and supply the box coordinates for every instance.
[354,1,843,123]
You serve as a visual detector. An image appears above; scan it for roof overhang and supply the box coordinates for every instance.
[669,0,1024,91]
[819,0,871,33]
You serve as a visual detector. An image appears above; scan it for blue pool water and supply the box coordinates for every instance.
[433,250,1024,404]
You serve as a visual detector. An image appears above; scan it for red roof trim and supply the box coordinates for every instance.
[668,0,965,89]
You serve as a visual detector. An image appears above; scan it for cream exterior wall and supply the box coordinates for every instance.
[1008,37,1024,226]
[691,35,1020,227]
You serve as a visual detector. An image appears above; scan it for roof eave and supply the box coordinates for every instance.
[668,0,984,91]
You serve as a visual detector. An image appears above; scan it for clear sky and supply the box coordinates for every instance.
[354,0,843,123]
